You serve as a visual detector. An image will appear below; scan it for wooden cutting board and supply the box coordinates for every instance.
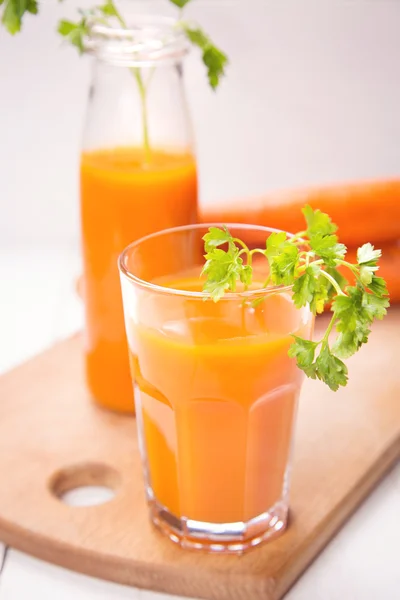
[0,310,399,600]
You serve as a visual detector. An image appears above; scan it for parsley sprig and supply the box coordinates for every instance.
[202,207,389,391]
[57,0,227,90]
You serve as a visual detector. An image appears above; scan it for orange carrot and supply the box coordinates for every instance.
[200,180,400,247]
[340,242,400,304]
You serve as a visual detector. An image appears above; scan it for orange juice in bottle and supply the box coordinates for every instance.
[80,18,196,412]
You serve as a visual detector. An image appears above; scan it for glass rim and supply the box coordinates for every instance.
[118,222,294,300]
[85,15,189,66]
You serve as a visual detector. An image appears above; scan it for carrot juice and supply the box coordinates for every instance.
[119,224,314,551]
[80,147,197,412]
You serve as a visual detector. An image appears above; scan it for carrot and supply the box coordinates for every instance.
[339,241,400,304]
[200,179,400,247]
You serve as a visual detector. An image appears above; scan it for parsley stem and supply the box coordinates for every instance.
[111,1,125,26]
[262,274,271,288]
[233,238,250,252]
[133,68,152,164]
[297,258,323,274]
[336,259,358,273]
[237,248,252,269]
[114,1,151,162]
[319,269,346,296]
[250,248,267,257]
[288,231,307,244]
[321,313,337,345]
[336,259,365,289]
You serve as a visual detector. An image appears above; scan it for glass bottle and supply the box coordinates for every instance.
[80,17,198,413]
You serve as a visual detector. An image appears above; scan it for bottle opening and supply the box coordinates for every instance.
[86,15,189,67]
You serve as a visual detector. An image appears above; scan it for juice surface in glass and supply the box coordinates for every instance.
[81,147,198,412]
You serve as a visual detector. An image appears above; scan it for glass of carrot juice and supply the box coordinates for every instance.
[119,223,314,553]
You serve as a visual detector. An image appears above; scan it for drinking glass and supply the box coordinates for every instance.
[119,223,313,553]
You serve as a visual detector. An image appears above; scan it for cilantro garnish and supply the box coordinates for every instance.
[202,207,390,391]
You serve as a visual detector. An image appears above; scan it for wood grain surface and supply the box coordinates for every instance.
[0,310,399,600]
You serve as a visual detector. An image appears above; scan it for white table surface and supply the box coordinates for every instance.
[1,1,399,598]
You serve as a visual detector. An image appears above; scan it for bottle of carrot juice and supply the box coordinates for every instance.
[80,18,197,412]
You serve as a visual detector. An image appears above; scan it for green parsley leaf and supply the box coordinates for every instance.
[357,243,382,265]
[203,226,233,252]
[288,337,318,368]
[309,272,330,314]
[290,338,348,390]
[169,0,192,8]
[264,231,294,285]
[356,243,382,285]
[324,266,349,301]
[368,275,388,298]
[240,264,253,287]
[292,262,332,314]
[292,264,320,308]
[331,286,389,359]
[1,0,38,34]
[180,23,228,89]
[331,287,371,359]
[359,263,379,286]
[309,233,347,266]
[58,18,88,53]
[99,0,119,17]
[302,204,337,237]
[361,291,389,321]
[302,362,320,379]
[202,246,245,302]
[202,277,231,302]
[27,0,37,14]
[203,44,228,89]
[58,19,77,36]
[265,231,288,259]
[265,232,299,283]
[332,328,369,359]
[315,345,348,391]
[332,287,362,333]
[270,244,299,286]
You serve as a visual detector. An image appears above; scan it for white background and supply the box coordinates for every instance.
[1,0,400,244]
[0,1,399,599]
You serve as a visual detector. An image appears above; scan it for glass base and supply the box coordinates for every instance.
[149,498,289,554]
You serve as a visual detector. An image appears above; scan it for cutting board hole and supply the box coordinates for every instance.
[50,462,121,507]
[60,486,115,507]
